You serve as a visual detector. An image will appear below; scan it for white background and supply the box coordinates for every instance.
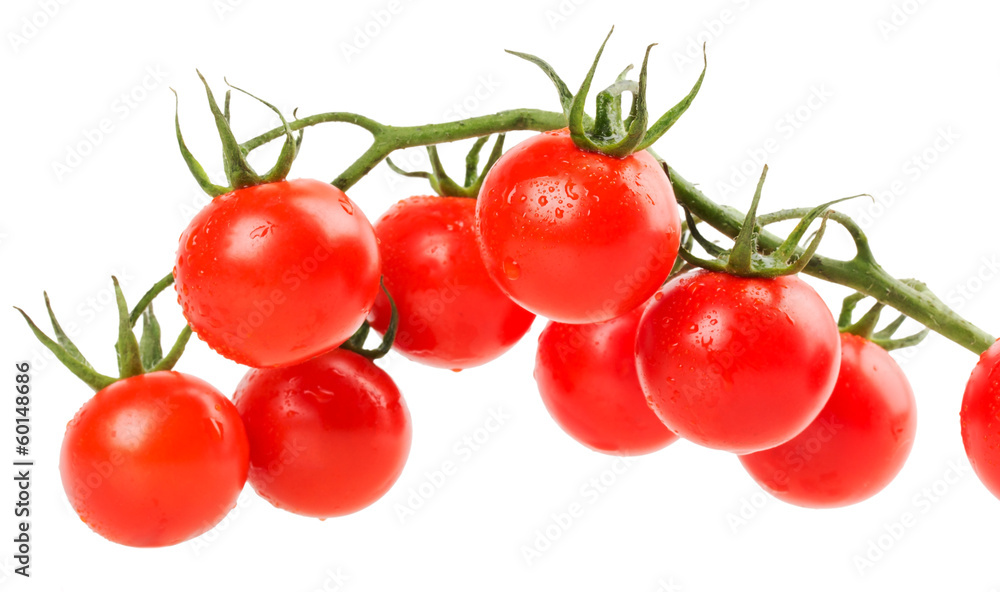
[2,0,999,590]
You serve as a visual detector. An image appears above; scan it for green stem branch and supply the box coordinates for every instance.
[240,108,995,355]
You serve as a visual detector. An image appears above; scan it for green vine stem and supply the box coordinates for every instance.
[241,110,566,191]
[239,108,995,355]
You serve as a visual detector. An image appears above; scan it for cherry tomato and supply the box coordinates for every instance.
[739,333,917,508]
[175,179,380,368]
[961,339,1000,500]
[475,128,681,324]
[233,349,411,518]
[635,270,841,454]
[534,301,679,455]
[60,372,248,547]
[368,195,535,369]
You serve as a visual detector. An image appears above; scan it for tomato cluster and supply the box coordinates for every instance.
[22,38,1000,549]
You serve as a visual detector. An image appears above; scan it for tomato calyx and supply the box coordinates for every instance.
[679,165,861,278]
[173,72,303,197]
[15,274,192,391]
[508,28,706,157]
[837,289,930,351]
[385,134,505,199]
[339,278,398,360]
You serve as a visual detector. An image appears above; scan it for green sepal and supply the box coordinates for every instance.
[16,275,194,393]
[464,136,491,187]
[385,134,505,199]
[568,27,614,153]
[505,50,575,118]
[593,65,634,141]
[149,325,193,372]
[196,71,262,191]
[113,277,145,380]
[837,290,930,352]
[139,304,164,370]
[427,146,467,197]
[225,78,301,184]
[635,45,707,151]
[129,272,175,327]
[172,89,229,197]
[727,166,768,273]
[678,164,864,278]
[43,292,92,368]
[14,307,115,392]
[510,30,704,157]
[597,44,653,158]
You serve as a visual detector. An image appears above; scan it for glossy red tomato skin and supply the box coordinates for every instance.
[368,195,535,369]
[233,349,411,518]
[635,270,841,454]
[475,128,681,324]
[535,302,679,455]
[739,333,917,508]
[175,179,381,368]
[60,372,249,547]
[961,339,1000,500]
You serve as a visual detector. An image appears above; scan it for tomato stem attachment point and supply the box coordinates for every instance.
[340,278,398,360]
[677,165,859,279]
[385,135,505,199]
[838,289,930,351]
[15,277,193,392]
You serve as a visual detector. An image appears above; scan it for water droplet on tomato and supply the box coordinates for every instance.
[503,258,521,280]
[687,323,699,333]
[654,292,663,301]
[339,196,355,215]
[538,196,548,206]
[451,368,462,373]
[554,208,564,219]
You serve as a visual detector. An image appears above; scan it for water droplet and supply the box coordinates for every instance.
[654,292,663,301]
[503,258,521,280]
[538,196,548,206]
[554,208,564,219]
[686,323,699,333]
[339,196,355,215]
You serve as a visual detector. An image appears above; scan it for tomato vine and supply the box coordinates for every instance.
[234,107,995,355]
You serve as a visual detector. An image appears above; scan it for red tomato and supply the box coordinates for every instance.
[175,179,380,368]
[475,128,681,324]
[961,339,1000,500]
[740,333,917,508]
[60,372,248,547]
[368,195,535,369]
[534,301,679,455]
[233,349,411,518]
[635,270,841,454]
